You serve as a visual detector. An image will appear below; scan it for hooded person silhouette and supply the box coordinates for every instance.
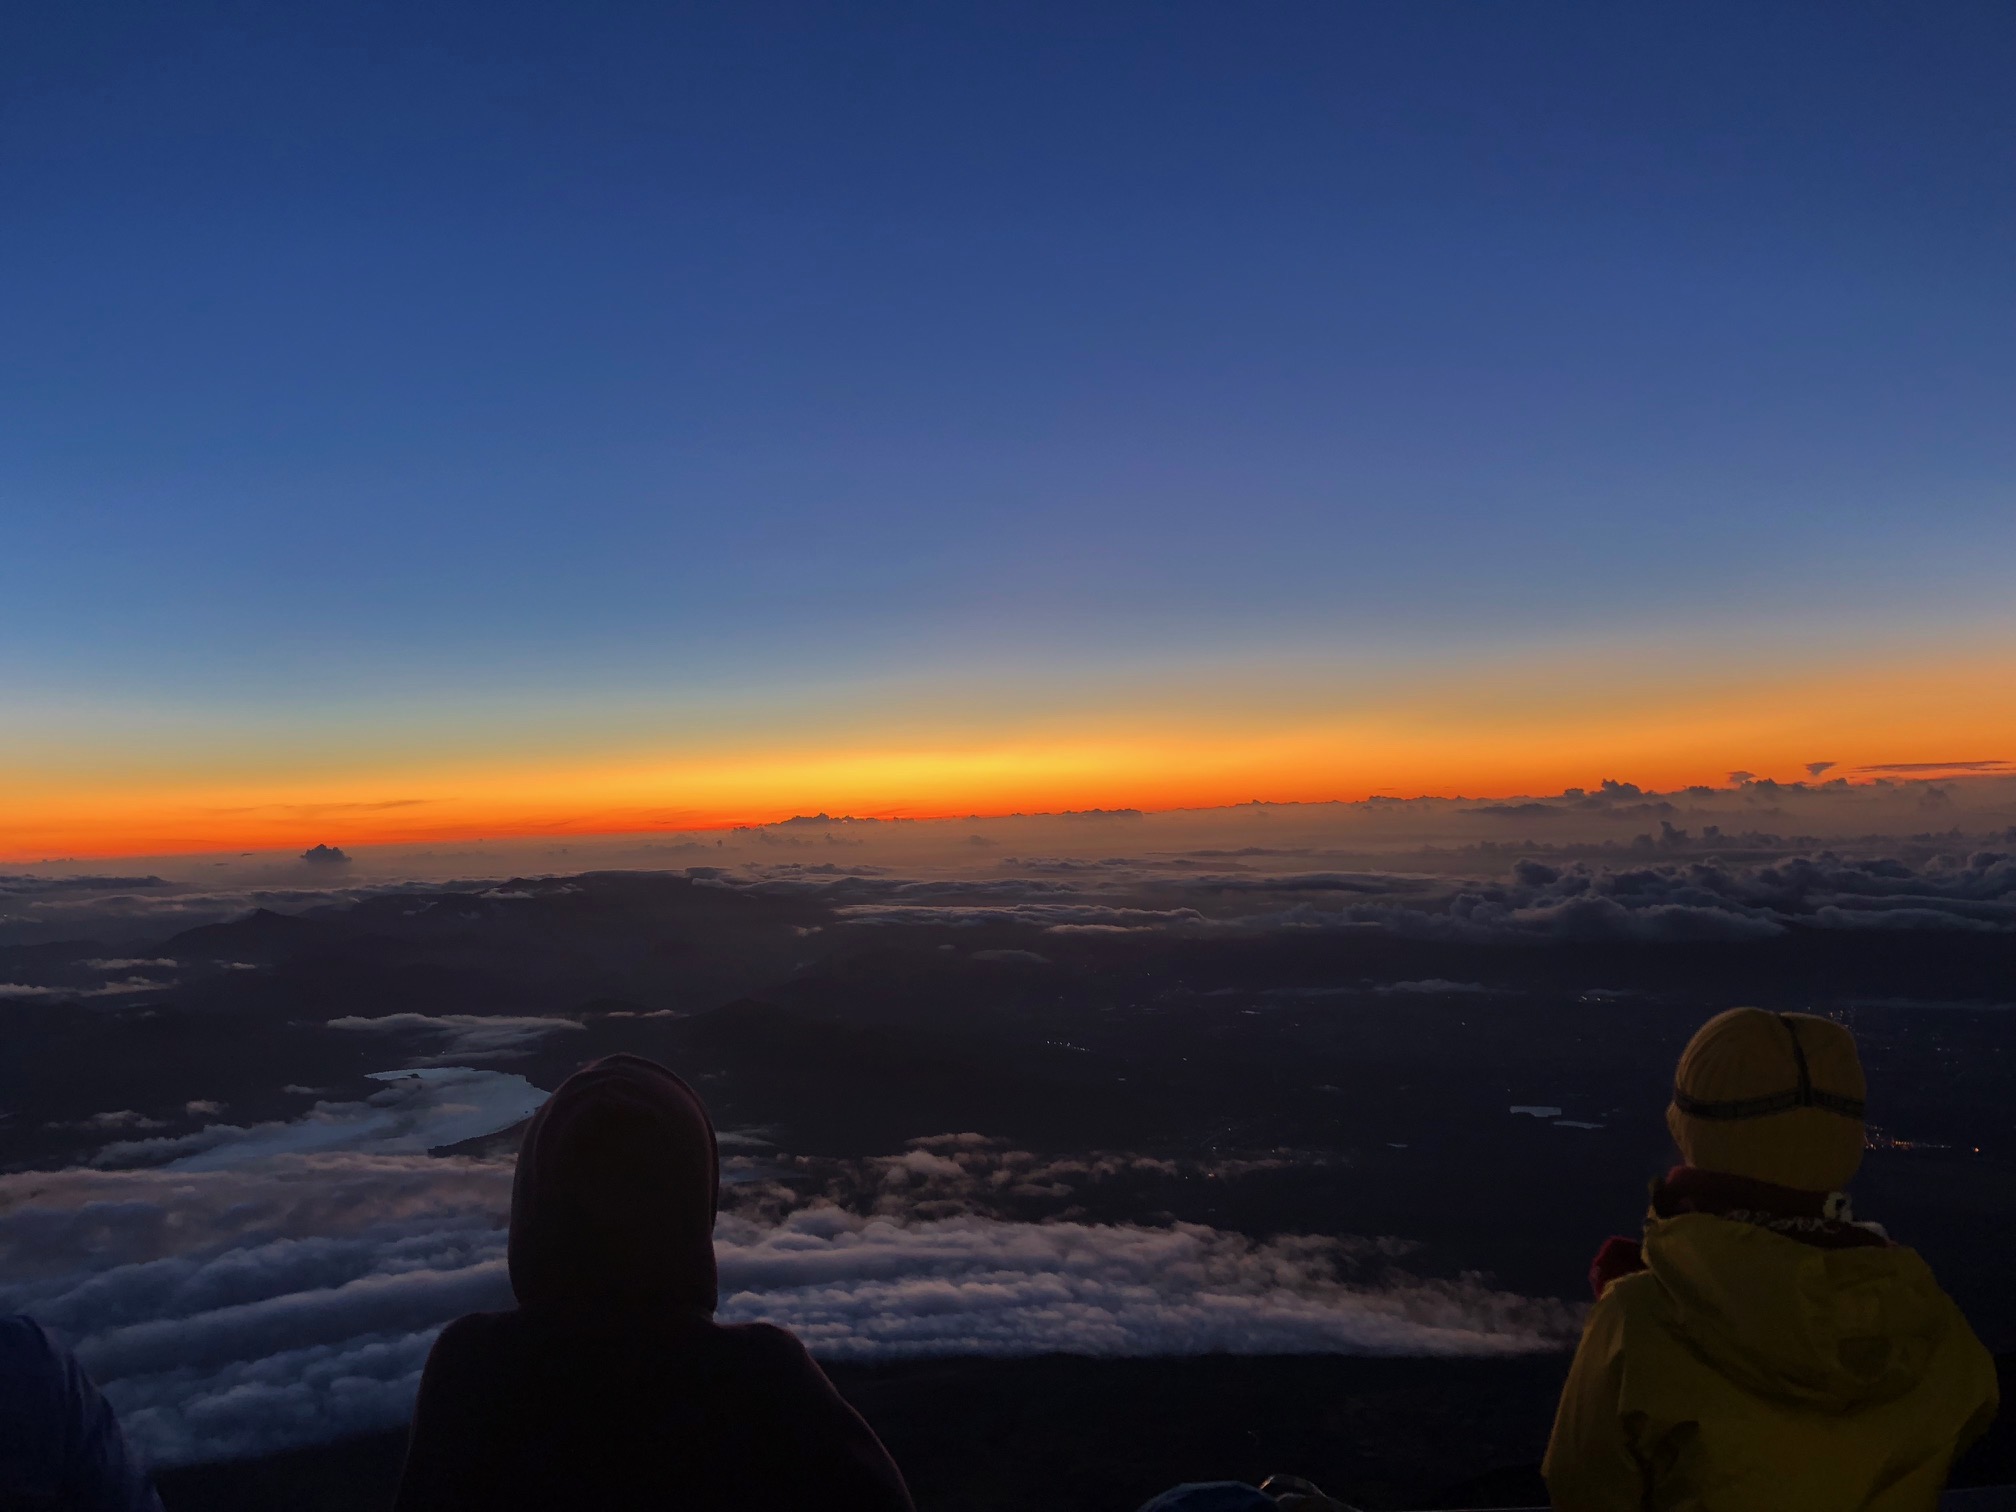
[394,1054,912,1512]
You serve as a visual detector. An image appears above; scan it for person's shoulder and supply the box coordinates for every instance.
[422,1311,519,1371]
[1584,1270,1665,1353]
[706,1321,847,1392]
[0,1316,112,1476]
[0,1313,56,1353]
[0,1314,64,1393]
[1595,1266,1679,1338]
[711,1320,818,1366]
[1598,1268,1661,1305]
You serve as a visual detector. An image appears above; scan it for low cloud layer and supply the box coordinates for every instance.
[1203,851,2016,942]
[0,878,459,949]
[836,902,1207,930]
[0,977,171,1000]
[712,1209,1571,1361]
[1,1157,514,1467]
[90,1069,548,1172]
[3,1133,1578,1468]
[6,771,2014,952]
[752,849,2016,942]
[327,1013,585,1062]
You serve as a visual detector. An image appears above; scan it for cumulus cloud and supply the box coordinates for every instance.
[326,1013,585,1062]
[300,845,352,866]
[1806,762,1837,779]
[3,1138,1578,1469]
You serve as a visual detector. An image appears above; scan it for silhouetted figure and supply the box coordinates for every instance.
[1545,1008,1999,1511]
[0,1315,163,1512]
[394,1054,912,1512]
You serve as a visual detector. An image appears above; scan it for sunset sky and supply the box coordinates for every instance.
[5,3,2013,860]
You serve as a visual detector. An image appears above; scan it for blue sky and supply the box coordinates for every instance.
[4,0,2013,722]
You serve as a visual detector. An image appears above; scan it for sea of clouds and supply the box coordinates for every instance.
[719,847,2016,941]
[15,848,2016,997]
[9,779,2014,1467]
[0,1077,1579,1468]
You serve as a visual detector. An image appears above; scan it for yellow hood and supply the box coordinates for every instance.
[1643,1211,1950,1411]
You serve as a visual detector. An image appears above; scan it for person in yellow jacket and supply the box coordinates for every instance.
[1543,1007,1998,1511]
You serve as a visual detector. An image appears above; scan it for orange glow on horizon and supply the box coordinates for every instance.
[7,647,2014,861]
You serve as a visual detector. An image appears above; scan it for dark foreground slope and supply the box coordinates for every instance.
[149,1351,2016,1512]
[157,1353,1570,1512]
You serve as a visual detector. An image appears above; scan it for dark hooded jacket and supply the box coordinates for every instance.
[393,1055,912,1512]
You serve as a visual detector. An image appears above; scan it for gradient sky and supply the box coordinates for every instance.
[5,2,2014,857]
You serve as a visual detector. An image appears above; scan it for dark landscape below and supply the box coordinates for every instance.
[7,846,2016,1507]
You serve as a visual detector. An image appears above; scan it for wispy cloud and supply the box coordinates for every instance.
[0,977,171,1000]
[198,800,431,817]
[89,1069,548,1172]
[325,1013,585,1063]
[1853,760,2009,774]
[46,1110,169,1132]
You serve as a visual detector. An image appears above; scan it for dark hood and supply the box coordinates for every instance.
[507,1053,719,1315]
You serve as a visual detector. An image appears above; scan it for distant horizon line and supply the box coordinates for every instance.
[9,765,2010,869]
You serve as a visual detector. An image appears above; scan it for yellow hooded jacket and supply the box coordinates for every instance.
[1544,1211,1998,1511]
